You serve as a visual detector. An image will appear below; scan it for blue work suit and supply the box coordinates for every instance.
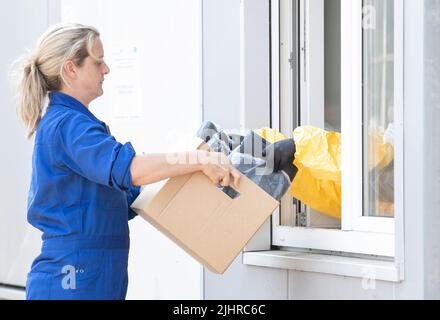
[26,91,140,300]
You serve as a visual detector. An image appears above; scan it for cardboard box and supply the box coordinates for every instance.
[131,140,279,274]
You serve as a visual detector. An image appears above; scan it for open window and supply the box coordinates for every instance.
[271,0,404,265]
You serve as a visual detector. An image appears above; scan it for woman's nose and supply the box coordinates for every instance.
[103,62,110,75]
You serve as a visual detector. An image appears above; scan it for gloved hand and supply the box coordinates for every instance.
[267,139,297,181]
[236,131,297,181]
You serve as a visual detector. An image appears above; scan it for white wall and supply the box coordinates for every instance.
[423,0,440,299]
[202,0,241,130]
[0,0,60,290]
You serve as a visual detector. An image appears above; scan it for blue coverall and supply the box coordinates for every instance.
[26,91,140,300]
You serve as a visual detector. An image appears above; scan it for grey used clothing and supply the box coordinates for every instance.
[196,121,295,201]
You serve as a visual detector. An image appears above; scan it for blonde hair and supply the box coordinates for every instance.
[13,23,100,139]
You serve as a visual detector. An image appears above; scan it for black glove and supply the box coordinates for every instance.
[236,132,297,181]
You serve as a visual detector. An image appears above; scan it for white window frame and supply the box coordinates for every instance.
[341,0,402,235]
[271,0,404,267]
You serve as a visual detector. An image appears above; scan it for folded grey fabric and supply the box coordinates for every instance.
[196,121,293,201]
[208,131,233,156]
[197,121,237,155]
[223,153,291,201]
[196,120,222,143]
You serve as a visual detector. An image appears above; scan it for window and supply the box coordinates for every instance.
[272,0,403,260]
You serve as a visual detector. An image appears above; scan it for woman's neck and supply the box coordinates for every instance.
[59,88,90,108]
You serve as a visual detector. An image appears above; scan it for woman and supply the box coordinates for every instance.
[15,23,240,300]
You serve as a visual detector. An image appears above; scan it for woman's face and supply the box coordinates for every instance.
[75,37,110,104]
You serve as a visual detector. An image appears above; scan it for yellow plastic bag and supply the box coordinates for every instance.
[225,125,394,220]
[255,126,341,218]
[288,126,342,219]
[288,126,394,220]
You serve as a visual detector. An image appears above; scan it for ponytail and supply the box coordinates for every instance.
[16,56,48,139]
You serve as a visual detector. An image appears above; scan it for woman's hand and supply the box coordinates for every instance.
[198,150,241,190]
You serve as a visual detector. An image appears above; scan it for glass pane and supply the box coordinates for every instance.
[325,0,341,133]
[292,0,342,229]
[362,0,395,217]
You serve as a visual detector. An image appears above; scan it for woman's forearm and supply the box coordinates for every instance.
[130,151,204,186]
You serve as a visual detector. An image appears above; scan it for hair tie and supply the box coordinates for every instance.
[33,59,41,72]
[27,56,37,73]
[29,58,48,88]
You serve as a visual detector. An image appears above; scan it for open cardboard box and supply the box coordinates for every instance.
[131,139,279,274]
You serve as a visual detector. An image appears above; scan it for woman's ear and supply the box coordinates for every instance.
[63,60,77,81]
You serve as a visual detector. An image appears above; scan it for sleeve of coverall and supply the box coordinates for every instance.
[56,112,137,191]
[126,184,141,220]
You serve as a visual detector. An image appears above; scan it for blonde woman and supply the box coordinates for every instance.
[15,23,240,300]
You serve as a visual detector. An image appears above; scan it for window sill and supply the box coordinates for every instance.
[243,250,402,282]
